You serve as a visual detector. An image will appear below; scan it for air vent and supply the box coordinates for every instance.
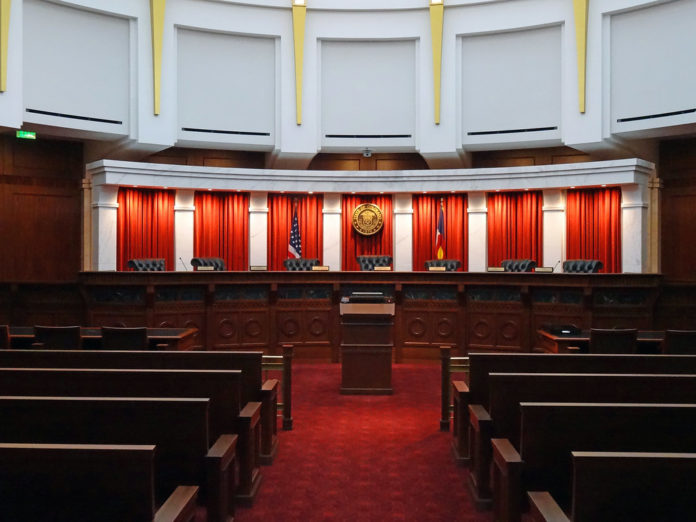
[181,127,270,137]
[26,108,122,125]
[617,108,696,123]
[324,134,412,139]
[467,126,557,136]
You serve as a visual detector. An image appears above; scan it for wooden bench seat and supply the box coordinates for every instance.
[468,372,696,506]
[0,396,236,522]
[491,402,696,522]
[0,367,263,504]
[0,442,199,522]
[529,451,696,522]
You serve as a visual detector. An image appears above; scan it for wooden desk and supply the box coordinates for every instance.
[9,326,197,351]
[537,328,664,354]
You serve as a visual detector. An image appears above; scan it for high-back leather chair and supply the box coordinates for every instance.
[101,326,150,351]
[0,325,9,349]
[283,258,320,271]
[424,259,461,271]
[563,259,604,273]
[356,255,392,271]
[501,259,537,272]
[589,328,638,354]
[662,329,696,354]
[33,325,82,350]
[190,257,226,271]
[127,258,166,271]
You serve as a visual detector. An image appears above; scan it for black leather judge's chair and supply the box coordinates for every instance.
[0,325,9,349]
[662,329,696,355]
[424,259,461,271]
[190,257,226,271]
[33,325,82,350]
[589,328,638,354]
[501,259,537,272]
[357,255,393,271]
[563,259,604,273]
[283,258,320,271]
[101,326,150,351]
[127,258,166,271]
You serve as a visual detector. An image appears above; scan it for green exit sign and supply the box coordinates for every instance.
[16,130,37,140]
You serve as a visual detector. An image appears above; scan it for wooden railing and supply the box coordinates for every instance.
[440,346,469,431]
[262,344,294,430]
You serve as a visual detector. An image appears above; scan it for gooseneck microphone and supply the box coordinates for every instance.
[179,257,188,271]
[552,260,560,273]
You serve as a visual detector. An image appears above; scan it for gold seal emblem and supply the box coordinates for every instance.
[352,203,384,236]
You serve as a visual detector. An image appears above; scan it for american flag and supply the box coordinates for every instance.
[435,199,444,260]
[288,204,302,259]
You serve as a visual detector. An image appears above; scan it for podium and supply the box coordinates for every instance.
[339,297,395,395]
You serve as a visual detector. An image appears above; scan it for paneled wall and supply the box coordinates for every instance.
[145,148,266,168]
[308,153,428,171]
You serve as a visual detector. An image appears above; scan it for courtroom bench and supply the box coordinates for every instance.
[491,402,696,522]
[0,442,199,522]
[0,396,236,522]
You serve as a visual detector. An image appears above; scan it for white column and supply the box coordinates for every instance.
[322,194,342,271]
[621,183,649,273]
[542,189,566,271]
[91,185,119,271]
[249,192,269,268]
[174,190,195,271]
[467,192,488,272]
[393,194,413,272]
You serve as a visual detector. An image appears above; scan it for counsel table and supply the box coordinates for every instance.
[537,327,664,354]
[9,326,198,351]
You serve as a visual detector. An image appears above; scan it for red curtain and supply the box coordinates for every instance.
[412,194,468,271]
[268,194,324,270]
[487,191,543,267]
[566,187,621,273]
[194,191,249,270]
[342,194,393,271]
[117,188,175,271]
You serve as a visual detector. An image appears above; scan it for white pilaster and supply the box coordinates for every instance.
[249,192,269,268]
[322,193,342,271]
[542,189,565,271]
[468,192,488,272]
[91,185,119,271]
[393,194,413,272]
[621,183,649,273]
[174,189,195,271]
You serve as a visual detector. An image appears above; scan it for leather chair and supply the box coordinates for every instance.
[283,258,320,271]
[0,325,9,349]
[662,329,696,354]
[563,259,604,273]
[501,259,537,272]
[127,258,166,271]
[589,328,638,354]
[357,255,393,271]
[190,257,226,271]
[33,325,82,350]
[424,259,461,271]
[101,326,150,351]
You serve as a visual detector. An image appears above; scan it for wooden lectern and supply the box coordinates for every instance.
[339,294,395,395]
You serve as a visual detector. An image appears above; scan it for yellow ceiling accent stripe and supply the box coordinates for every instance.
[150,0,166,115]
[573,0,589,113]
[429,1,444,125]
[292,3,306,125]
[0,0,11,92]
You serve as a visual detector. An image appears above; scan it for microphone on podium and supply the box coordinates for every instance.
[552,260,560,273]
[179,257,188,271]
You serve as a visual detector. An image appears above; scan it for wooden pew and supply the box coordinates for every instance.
[0,396,236,522]
[0,348,280,463]
[0,367,262,504]
[529,452,696,522]
[491,402,696,522]
[0,442,199,522]
[468,373,696,506]
[449,352,696,464]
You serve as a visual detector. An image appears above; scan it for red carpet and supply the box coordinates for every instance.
[235,362,493,522]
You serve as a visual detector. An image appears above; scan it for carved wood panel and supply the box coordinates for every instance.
[210,309,269,349]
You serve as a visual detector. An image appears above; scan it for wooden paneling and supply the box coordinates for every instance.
[308,153,428,171]
[144,147,265,168]
[471,146,592,168]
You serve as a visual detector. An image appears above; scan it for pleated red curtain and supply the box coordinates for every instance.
[117,188,175,271]
[412,194,468,271]
[566,187,622,273]
[268,193,324,270]
[487,191,543,267]
[342,194,393,271]
[194,191,249,270]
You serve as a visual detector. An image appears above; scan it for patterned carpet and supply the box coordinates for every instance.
[234,362,493,522]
